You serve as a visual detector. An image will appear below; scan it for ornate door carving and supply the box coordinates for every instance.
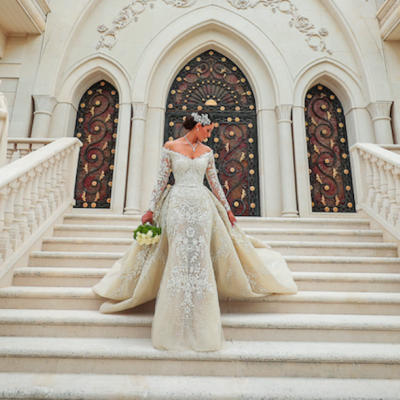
[305,84,356,213]
[73,81,119,209]
[165,50,260,216]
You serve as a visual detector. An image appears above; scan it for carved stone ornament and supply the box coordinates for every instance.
[96,0,197,50]
[227,0,332,54]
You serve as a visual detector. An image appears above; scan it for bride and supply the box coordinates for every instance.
[92,110,298,352]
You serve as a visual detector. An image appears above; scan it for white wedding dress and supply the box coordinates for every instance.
[92,147,298,351]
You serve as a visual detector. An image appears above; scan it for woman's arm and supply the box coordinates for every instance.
[142,148,171,224]
[206,153,237,227]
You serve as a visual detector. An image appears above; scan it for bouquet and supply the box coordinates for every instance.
[133,223,162,246]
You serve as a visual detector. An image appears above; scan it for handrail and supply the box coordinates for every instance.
[6,138,56,164]
[351,143,400,239]
[0,137,82,270]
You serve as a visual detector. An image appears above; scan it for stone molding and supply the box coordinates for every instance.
[275,105,293,124]
[377,0,400,40]
[132,103,149,121]
[32,96,57,117]
[227,0,331,54]
[96,0,197,50]
[367,102,393,122]
[97,0,331,54]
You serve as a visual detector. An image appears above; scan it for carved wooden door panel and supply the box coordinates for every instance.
[305,84,356,213]
[165,50,260,216]
[73,81,119,209]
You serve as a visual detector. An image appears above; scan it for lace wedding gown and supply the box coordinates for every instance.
[92,147,298,351]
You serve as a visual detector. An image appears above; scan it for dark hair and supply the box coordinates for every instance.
[183,111,214,130]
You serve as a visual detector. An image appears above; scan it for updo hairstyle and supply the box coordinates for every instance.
[183,111,214,130]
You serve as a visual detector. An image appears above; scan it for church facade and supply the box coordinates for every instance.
[1,0,399,218]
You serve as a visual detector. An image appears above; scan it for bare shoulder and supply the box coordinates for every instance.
[163,141,174,150]
[163,138,184,150]
[200,143,212,153]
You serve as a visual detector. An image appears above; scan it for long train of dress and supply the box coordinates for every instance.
[92,148,298,351]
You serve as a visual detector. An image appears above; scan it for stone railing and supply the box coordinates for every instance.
[377,0,400,41]
[0,138,81,282]
[351,143,400,239]
[7,138,56,164]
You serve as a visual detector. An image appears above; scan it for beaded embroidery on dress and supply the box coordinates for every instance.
[92,147,298,351]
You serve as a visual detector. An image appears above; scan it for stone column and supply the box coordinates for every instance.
[275,105,299,217]
[124,103,148,215]
[0,81,9,168]
[367,101,394,144]
[31,95,57,138]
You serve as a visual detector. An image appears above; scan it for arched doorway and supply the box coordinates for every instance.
[164,49,260,216]
[305,84,356,213]
[73,80,120,209]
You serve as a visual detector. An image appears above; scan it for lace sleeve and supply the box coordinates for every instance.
[148,148,171,212]
[206,152,231,212]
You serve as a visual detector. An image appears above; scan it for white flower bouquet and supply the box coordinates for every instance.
[133,223,162,246]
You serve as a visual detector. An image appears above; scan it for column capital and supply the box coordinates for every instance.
[275,105,293,124]
[132,102,148,121]
[366,101,393,122]
[33,95,58,116]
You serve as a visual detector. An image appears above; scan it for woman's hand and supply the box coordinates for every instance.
[227,210,237,228]
[141,210,154,225]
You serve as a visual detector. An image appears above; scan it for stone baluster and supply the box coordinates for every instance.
[31,95,58,138]
[6,181,21,251]
[0,187,10,261]
[6,148,14,164]
[61,150,71,204]
[14,176,29,243]
[124,103,149,215]
[55,154,63,205]
[378,160,390,219]
[371,157,383,214]
[387,164,398,226]
[275,105,299,217]
[395,167,400,230]
[37,165,49,220]
[47,157,57,212]
[23,172,35,235]
[362,152,374,208]
[367,102,394,144]
[30,169,42,229]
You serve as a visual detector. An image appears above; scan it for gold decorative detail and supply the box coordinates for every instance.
[177,77,182,82]
[235,117,240,122]
[324,185,330,191]
[79,118,84,123]
[97,89,103,94]
[87,135,92,144]
[305,122,308,127]
[83,202,88,208]
[330,95,335,100]
[325,158,330,164]
[230,131,235,136]
[327,111,332,120]
[321,195,326,206]
[110,165,114,170]
[82,192,87,201]
[308,152,310,158]
[333,207,338,212]
[316,174,322,184]
[340,138,346,143]
[250,203,256,209]
[227,117,232,122]
[346,186,351,191]
[100,171,105,180]
[241,189,246,200]
[116,104,119,109]
[111,91,116,95]
[92,181,97,187]
[95,192,100,202]
[80,103,85,108]
[185,66,190,70]
[324,207,330,212]
[182,106,187,110]
[335,195,340,206]
[320,93,326,98]
[313,145,320,154]
[84,164,89,174]
[322,129,327,134]
[205,99,217,106]
[306,137,309,141]
[91,154,97,160]
[107,198,111,204]
[337,108,342,113]
[197,106,202,110]
[234,201,239,207]
[249,138,254,143]
[169,122,174,127]
[342,154,347,159]
[339,123,344,128]
[114,119,118,123]
[311,117,317,125]
[91,203,97,208]
[102,142,108,151]
[88,90,93,95]
[348,202,353,208]
[240,152,245,162]
[310,185,313,190]
[235,106,240,111]
[247,91,251,96]
[94,126,100,132]
[250,186,255,192]
[168,104,173,109]
[209,51,214,55]
[215,123,219,127]
[224,181,229,191]
[108,181,112,187]
[90,107,95,116]
[318,85,323,90]
[307,94,312,99]
[248,123,253,128]
[111,149,116,154]
[214,138,219,143]
[225,143,230,152]
[95,101,101,106]
[321,105,326,110]
[344,169,349,175]
[312,202,315,207]
[214,154,219,158]
[220,106,225,111]
[100,82,105,86]
[250,169,255,175]
[333,168,337,178]
[330,139,334,149]
[169,137,173,141]
[249,154,254,159]
[230,167,235,173]
[105,114,111,122]
[77,133,82,138]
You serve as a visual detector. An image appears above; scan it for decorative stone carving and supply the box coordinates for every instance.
[227,0,332,54]
[366,101,393,122]
[97,0,197,50]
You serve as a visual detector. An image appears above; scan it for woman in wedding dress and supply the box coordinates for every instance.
[92,111,298,352]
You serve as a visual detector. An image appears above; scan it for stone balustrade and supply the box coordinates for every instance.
[0,138,81,271]
[351,143,400,239]
[7,138,56,164]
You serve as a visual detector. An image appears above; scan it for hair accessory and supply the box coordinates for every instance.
[191,112,211,126]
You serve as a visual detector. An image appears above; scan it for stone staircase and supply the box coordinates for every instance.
[0,213,400,399]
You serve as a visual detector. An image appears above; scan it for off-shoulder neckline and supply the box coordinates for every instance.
[162,147,213,161]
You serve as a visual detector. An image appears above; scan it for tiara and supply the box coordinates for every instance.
[191,112,211,126]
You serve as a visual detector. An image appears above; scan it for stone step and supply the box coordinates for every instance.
[13,267,400,292]
[1,309,400,343]
[0,337,399,379]
[63,214,371,230]
[28,251,400,272]
[0,374,399,400]
[41,237,398,257]
[0,286,399,314]
[53,224,384,243]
